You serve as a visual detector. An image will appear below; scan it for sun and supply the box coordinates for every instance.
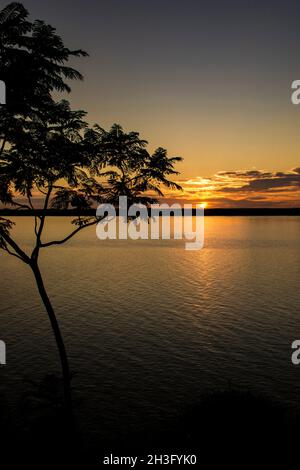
[199,202,208,208]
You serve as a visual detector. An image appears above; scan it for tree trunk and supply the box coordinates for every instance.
[30,260,73,418]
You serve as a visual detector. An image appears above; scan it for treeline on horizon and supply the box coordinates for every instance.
[1,208,300,216]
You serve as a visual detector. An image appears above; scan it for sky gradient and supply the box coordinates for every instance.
[19,0,300,206]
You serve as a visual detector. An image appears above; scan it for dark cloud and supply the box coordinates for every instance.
[216,170,300,193]
[217,170,272,179]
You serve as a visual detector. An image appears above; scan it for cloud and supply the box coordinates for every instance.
[164,167,300,207]
[218,172,300,193]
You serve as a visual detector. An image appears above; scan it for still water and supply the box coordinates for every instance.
[0,216,300,439]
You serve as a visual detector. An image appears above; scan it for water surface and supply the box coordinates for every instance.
[1,216,300,439]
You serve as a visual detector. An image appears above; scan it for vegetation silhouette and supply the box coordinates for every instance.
[0,2,182,418]
[0,384,298,466]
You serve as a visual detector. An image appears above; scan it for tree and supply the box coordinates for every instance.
[0,3,182,417]
[0,2,87,156]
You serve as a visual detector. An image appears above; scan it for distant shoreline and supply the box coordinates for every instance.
[1,208,300,216]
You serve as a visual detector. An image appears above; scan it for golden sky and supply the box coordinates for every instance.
[165,167,300,208]
[15,1,300,208]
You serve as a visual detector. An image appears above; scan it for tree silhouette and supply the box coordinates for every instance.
[0,3,182,417]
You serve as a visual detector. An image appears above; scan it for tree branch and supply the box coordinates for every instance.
[31,184,53,260]
[2,244,24,261]
[27,193,40,237]
[1,231,31,264]
[11,201,32,211]
[40,218,99,248]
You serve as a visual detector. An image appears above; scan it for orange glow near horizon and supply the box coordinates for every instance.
[4,167,300,210]
[161,167,300,208]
